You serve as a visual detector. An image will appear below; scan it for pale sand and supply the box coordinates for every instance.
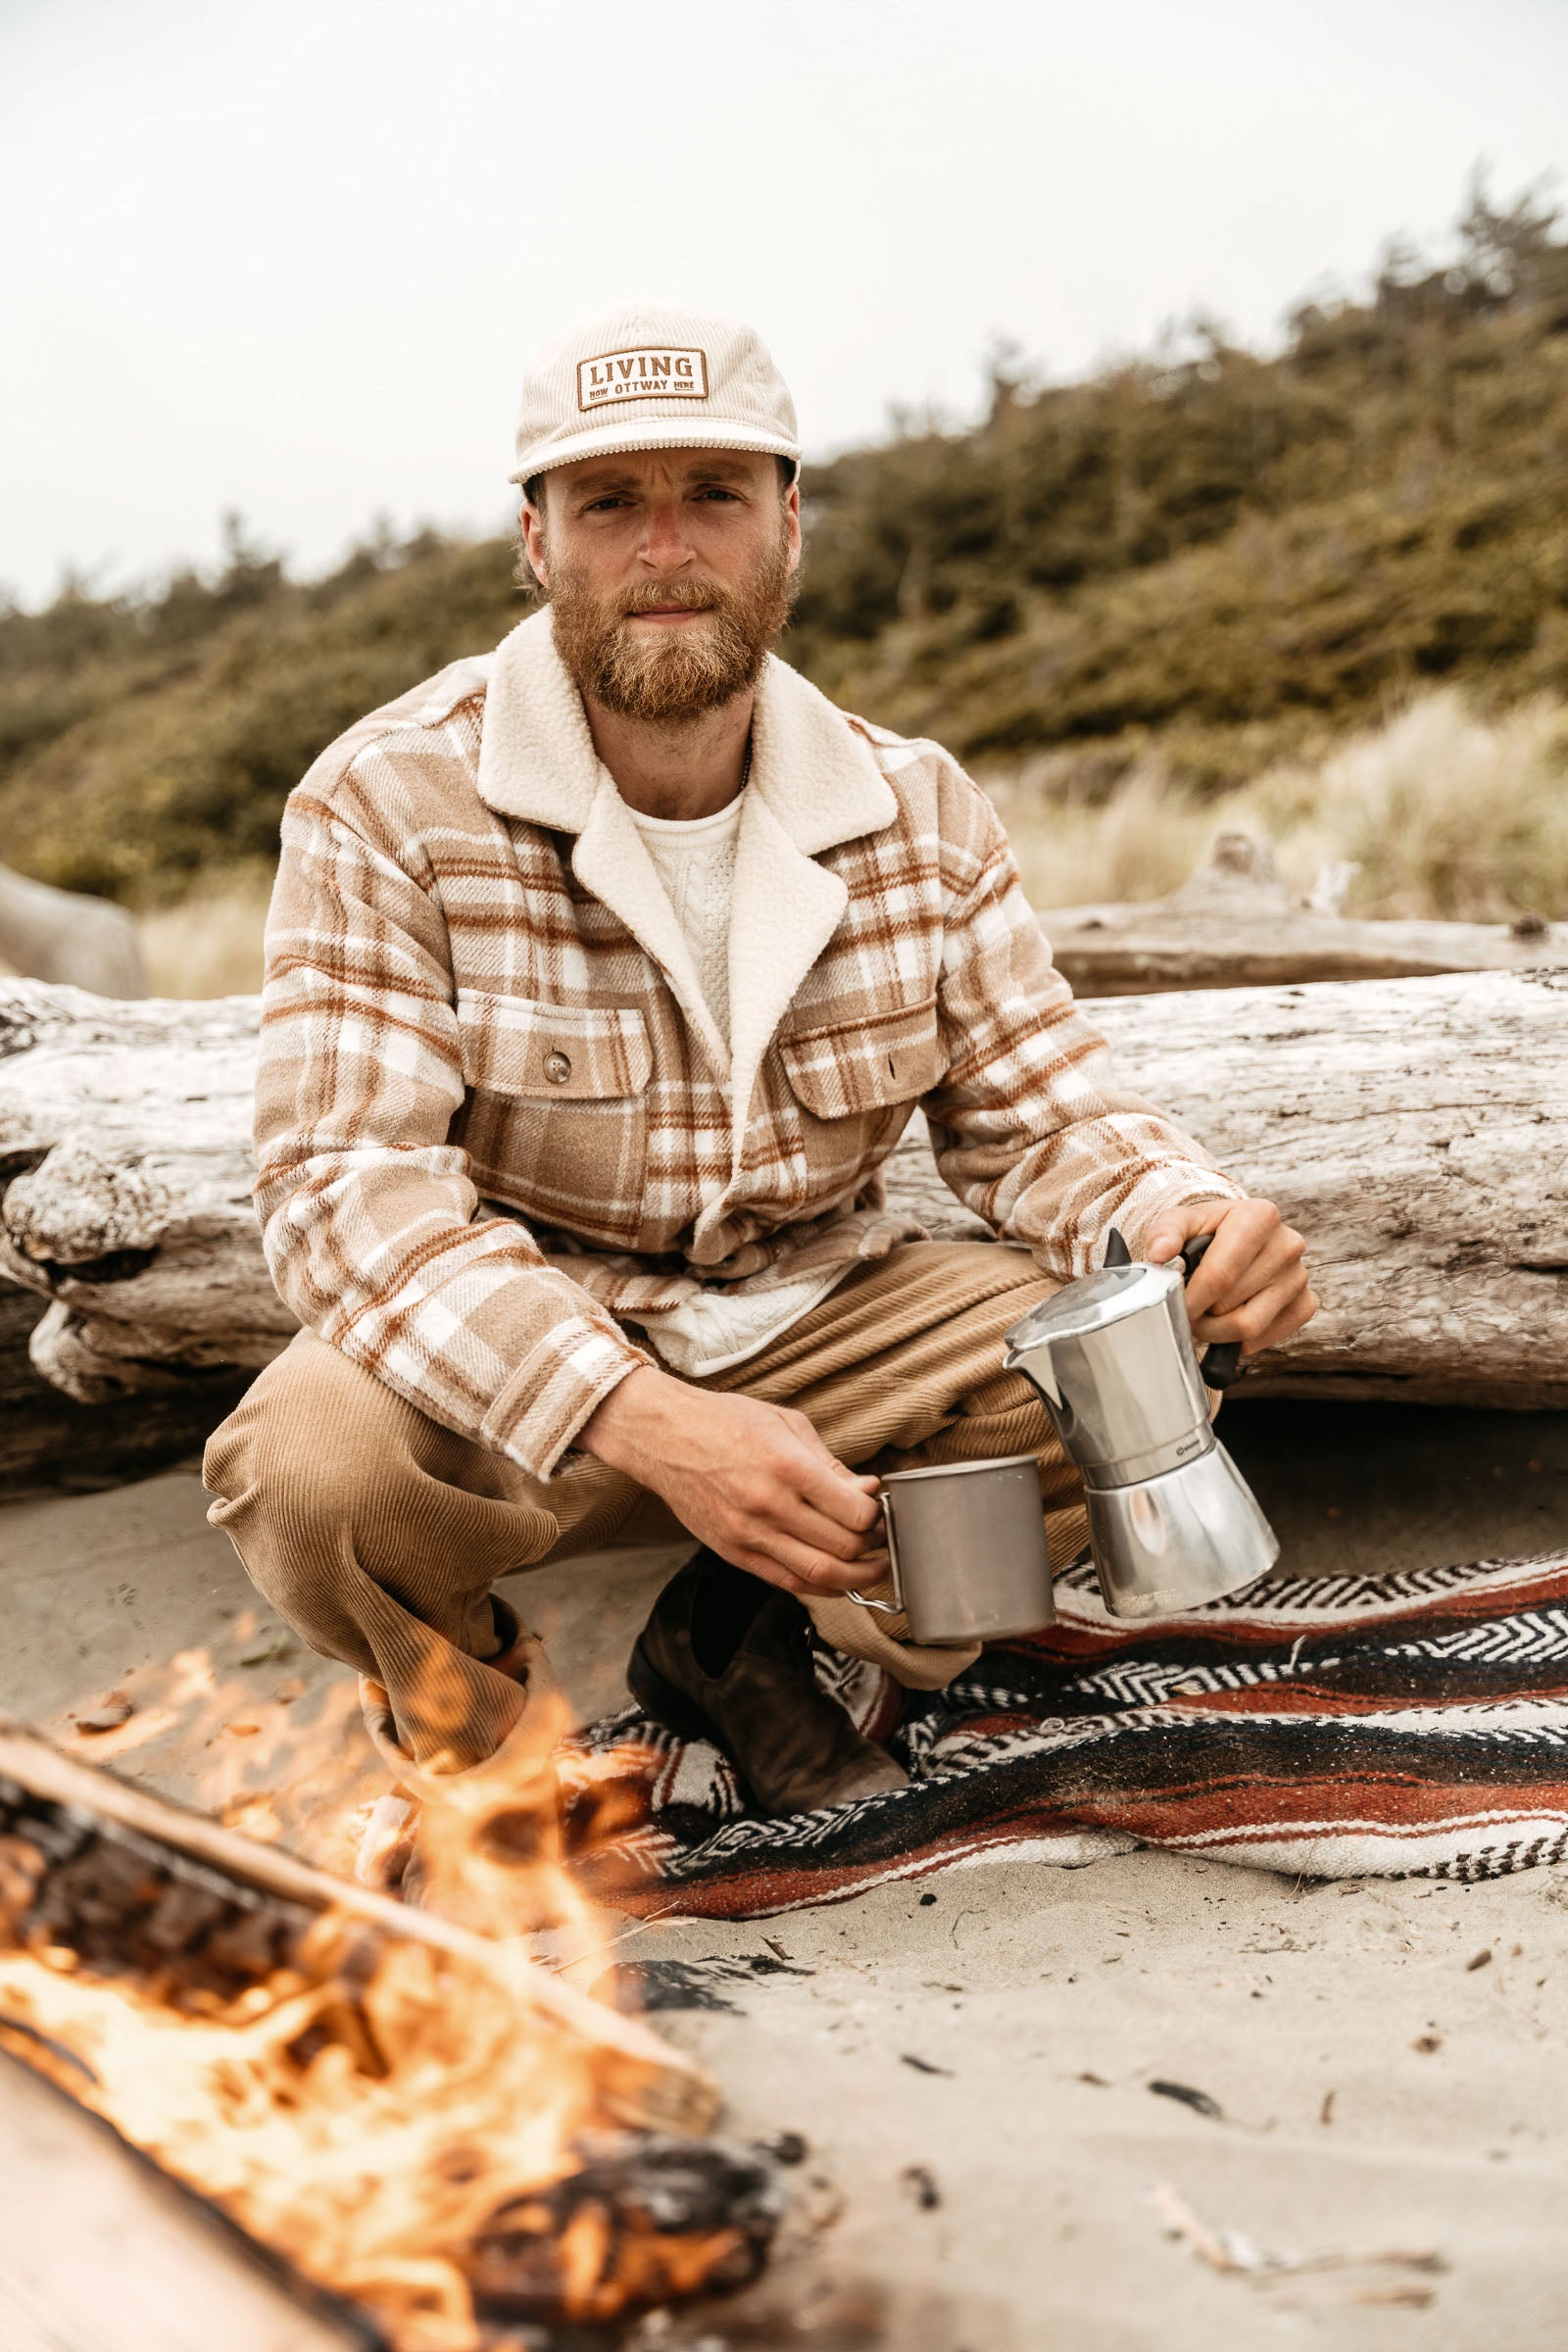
[4,1399,1568,2348]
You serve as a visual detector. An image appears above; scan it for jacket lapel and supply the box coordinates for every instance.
[477,610,727,1073]
[474,607,899,1148]
[724,657,896,1170]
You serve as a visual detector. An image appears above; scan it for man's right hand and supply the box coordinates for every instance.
[577,1365,883,1597]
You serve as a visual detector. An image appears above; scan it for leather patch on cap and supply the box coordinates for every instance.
[577,347,710,411]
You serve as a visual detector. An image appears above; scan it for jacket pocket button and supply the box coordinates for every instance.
[544,1050,572,1085]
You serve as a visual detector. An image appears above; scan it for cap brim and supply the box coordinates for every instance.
[509,416,800,484]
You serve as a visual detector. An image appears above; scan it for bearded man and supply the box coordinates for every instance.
[204,304,1314,1877]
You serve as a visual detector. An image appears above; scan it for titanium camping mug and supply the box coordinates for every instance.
[847,1452,1055,1646]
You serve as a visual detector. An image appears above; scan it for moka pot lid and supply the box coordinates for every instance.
[1004,1258,1183,1353]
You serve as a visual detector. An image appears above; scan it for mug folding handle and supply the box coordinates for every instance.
[848,1488,904,1613]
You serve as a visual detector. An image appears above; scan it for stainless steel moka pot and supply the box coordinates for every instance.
[1002,1231,1280,1620]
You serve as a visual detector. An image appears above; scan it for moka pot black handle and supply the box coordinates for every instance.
[1180,1234,1244,1391]
[1103,1228,1243,1391]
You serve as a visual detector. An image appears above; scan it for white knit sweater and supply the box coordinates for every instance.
[629,793,745,1047]
[628,788,846,1374]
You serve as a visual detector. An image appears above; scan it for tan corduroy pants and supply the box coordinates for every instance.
[204,1242,1088,1773]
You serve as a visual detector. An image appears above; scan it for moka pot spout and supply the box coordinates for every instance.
[1003,1326,1063,1413]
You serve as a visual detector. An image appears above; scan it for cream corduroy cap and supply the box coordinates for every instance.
[509,301,800,486]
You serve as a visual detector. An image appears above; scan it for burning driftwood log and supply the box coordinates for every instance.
[0,1719,785,2347]
[1037,832,1568,997]
[7,964,1567,1416]
[0,1717,713,2124]
[0,2051,385,2352]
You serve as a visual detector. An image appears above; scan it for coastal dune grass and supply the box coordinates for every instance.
[993,689,1568,922]
[139,880,274,998]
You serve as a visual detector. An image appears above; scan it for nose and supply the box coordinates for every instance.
[639,498,694,574]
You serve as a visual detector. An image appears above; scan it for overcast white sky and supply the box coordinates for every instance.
[4,0,1564,606]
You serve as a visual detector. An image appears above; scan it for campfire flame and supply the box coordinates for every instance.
[0,1929,592,2348]
[0,1656,754,2349]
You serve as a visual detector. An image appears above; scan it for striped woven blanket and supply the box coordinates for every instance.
[564,1549,1568,1919]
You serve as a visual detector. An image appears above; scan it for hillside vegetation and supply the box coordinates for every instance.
[3,179,1566,917]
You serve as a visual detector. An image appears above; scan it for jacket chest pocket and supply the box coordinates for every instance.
[456,990,654,1246]
[779,998,945,1129]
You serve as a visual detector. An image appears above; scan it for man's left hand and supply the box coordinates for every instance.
[1144,1196,1316,1358]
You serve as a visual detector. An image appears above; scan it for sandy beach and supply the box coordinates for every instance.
[6,1396,1568,2349]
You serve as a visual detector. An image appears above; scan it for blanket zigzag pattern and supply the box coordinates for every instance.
[565,1547,1568,1920]
[1385,1609,1568,1664]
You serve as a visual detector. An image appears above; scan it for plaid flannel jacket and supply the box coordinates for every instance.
[257,609,1244,1480]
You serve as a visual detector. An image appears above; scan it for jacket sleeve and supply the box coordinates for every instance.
[922,789,1245,1277]
[254,761,652,1481]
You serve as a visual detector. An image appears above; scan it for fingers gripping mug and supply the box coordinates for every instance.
[848,1452,1055,1646]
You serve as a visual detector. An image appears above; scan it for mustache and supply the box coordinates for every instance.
[614,579,724,617]
[547,524,795,723]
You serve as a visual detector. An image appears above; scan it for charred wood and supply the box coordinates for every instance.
[464,2132,783,2325]
[0,1718,719,2135]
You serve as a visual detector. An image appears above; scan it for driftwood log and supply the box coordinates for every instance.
[0,1282,248,1490]
[2,967,1567,1414]
[1039,833,1568,997]
[0,857,145,998]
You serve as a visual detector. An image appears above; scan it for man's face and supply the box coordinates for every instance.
[518,449,801,723]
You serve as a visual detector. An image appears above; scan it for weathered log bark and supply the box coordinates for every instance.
[2,968,1567,1410]
[0,1283,248,1489]
[1040,832,1568,997]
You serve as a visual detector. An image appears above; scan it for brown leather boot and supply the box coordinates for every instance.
[627,1550,907,1816]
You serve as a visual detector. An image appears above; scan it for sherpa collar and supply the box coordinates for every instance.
[473,605,898,1160]
[474,606,896,852]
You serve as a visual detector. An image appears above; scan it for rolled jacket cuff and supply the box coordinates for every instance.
[1114,1169,1249,1262]
[481,1309,654,1482]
